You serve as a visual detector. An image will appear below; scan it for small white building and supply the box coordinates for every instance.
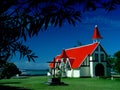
[49,25,111,78]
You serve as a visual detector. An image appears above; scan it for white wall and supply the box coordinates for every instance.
[67,69,80,78]
[80,67,90,77]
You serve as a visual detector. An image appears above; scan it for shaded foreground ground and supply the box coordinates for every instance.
[0,76,120,90]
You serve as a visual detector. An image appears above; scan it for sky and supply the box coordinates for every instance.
[12,6,120,70]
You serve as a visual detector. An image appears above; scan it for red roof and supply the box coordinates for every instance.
[92,25,102,39]
[49,50,68,68]
[49,56,60,69]
[59,49,69,58]
[49,42,99,69]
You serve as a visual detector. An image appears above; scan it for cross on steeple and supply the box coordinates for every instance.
[92,25,102,43]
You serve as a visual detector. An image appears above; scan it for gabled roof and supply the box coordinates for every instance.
[49,56,60,69]
[49,42,99,69]
[59,49,69,58]
[92,25,102,39]
[65,42,99,68]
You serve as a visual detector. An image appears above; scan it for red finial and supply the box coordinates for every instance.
[92,25,102,40]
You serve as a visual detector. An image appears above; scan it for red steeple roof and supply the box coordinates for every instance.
[92,25,102,39]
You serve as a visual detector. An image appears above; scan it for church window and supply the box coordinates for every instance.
[95,47,98,51]
[66,61,71,70]
[81,57,90,66]
[100,47,104,52]
[101,54,104,61]
[95,53,98,61]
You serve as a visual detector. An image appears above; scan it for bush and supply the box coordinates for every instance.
[0,62,21,79]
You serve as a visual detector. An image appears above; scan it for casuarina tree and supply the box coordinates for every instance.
[1,0,120,62]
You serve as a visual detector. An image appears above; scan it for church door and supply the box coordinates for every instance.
[95,63,104,76]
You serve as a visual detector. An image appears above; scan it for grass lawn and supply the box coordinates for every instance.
[0,76,120,90]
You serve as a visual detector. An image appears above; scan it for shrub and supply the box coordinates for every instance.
[0,62,21,79]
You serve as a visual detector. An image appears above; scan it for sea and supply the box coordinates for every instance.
[20,69,49,76]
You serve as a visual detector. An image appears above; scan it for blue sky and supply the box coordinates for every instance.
[12,7,120,70]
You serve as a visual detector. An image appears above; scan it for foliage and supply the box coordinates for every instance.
[74,40,83,47]
[1,0,120,62]
[108,51,120,73]
[0,61,21,79]
[107,55,115,68]
[108,56,115,64]
[0,0,81,62]
[113,51,120,73]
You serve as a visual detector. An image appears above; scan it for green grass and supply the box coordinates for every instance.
[0,76,120,90]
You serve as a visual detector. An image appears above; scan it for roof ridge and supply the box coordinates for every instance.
[66,42,99,50]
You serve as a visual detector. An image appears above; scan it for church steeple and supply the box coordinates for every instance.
[92,25,102,43]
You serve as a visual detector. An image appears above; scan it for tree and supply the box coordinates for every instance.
[74,40,83,47]
[1,0,120,63]
[113,51,120,73]
[0,62,21,79]
[108,51,120,73]
[0,0,81,62]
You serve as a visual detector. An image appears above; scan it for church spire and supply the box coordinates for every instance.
[92,25,102,43]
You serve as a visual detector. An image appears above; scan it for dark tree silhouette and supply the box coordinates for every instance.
[74,40,83,47]
[0,62,21,79]
[0,0,120,62]
[113,51,120,73]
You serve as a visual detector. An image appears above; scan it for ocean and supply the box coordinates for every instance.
[20,69,49,76]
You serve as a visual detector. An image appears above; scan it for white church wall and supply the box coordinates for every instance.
[90,46,109,77]
[73,70,80,77]
[90,61,94,77]
[67,70,72,77]
[67,69,80,78]
[80,67,90,77]
[92,62,108,77]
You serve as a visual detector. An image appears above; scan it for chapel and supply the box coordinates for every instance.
[49,25,111,78]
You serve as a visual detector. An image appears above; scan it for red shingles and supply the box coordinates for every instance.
[92,25,102,39]
[49,42,99,69]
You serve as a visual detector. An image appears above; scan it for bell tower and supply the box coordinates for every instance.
[92,25,102,43]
